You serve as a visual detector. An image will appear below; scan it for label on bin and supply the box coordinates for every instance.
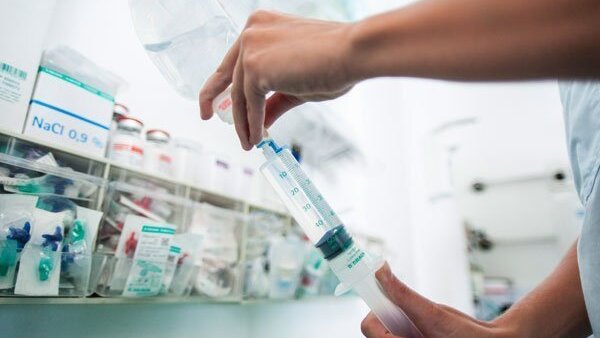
[122,219,175,297]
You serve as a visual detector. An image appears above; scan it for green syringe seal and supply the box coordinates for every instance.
[315,225,353,261]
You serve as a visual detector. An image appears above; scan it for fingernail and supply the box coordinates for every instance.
[375,262,391,283]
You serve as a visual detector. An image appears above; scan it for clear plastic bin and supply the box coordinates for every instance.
[96,181,193,253]
[188,203,244,300]
[0,152,106,209]
[90,253,197,297]
[243,211,288,299]
[0,152,105,298]
[0,242,91,297]
[1,135,106,178]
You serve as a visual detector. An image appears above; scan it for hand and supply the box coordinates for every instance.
[361,263,515,338]
[199,10,357,150]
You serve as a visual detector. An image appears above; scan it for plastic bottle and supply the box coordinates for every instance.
[172,138,202,182]
[143,129,174,177]
[110,103,129,135]
[108,116,144,168]
[129,0,238,100]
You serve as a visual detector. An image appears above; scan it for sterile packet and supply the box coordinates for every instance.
[110,214,176,297]
[60,206,102,291]
[161,233,202,296]
[14,208,65,296]
[0,194,38,290]
[190,204,239,264]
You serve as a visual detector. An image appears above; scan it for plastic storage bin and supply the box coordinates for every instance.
[95,181,193,253]
[0,152,105,208]
[93,182,199,297]
[0,132,107,180]
[90,253,198,297]
[0,244,92,297]
[243,211,287,299]
[188,203,244,300]
[0,152,105,297]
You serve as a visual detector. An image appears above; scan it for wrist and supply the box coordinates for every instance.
[344,19,374,82]
[489,314,532,338]
[344,12,407,82]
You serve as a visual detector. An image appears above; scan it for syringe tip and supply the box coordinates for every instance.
[257,138,282,159]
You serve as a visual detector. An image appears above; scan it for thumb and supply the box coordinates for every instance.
[376,263,442,331]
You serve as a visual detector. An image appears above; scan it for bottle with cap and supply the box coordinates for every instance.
[112,103,129,126]
[143,129,173,177]
[108,103,130,149]
[172,138,202,182]
[108,116,144,168]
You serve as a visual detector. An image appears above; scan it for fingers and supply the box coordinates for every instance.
[199,38,241,120]
[231,55,251,150]
[244,75,266,146]
[361,312,401,338]
[264,93,304,128]
[376,263,440,331]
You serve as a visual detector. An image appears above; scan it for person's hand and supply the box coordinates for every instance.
[361,263,515,338]
[199,10,357,150]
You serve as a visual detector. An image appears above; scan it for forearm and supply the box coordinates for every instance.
[348,0,600,81]
[492,241,591,338]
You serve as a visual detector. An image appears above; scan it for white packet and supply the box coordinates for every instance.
[60,206,102,293]
[0,194,38,290]
[161,233,202,296]
[190,204,239,264]
[110,214,176,296]
[14,208,65,296]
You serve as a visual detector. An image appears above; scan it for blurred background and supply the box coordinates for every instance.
[0,0,582,337]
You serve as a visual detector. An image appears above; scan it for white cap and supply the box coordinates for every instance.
[113,103,129,116]
[146,129,171,143]
[213,85,234,124]
[117,116,143,131]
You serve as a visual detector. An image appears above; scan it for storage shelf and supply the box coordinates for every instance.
[0,127,289,216]
[0,295,351,306]
[0,128,305,305]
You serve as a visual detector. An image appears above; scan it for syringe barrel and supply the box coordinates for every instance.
[353,274,423,338]
[258,140,422,337]
[326,243,423,338]
[259,147,340,243]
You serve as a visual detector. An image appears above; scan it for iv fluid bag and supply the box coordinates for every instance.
[129,0,238,99]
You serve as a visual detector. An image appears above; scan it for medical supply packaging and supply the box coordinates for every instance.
[0,152,105,297]
[188,203,244,300]
[23,46,124,157]
[92,181,197,297]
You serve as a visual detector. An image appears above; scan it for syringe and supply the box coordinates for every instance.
[212,92,423,338]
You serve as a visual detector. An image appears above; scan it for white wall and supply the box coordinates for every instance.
[401,79,581,296]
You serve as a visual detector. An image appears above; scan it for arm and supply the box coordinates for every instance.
[362,241,591,338]
[350,0,600,81]
[494,240,591,337]
[200,0,600,149]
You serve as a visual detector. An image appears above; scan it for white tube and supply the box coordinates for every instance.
[212,86,234,124]
[353,274,423,337]
[328,243,423,338]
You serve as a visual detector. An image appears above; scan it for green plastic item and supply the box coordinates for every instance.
[69,220,86,243]
[0,240,17,277]
[38,248,55,281]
